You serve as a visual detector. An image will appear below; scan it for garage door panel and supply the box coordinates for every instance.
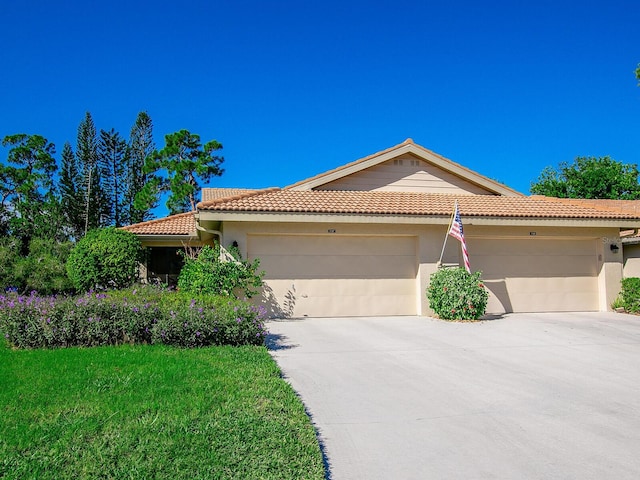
[476,255,598,277]
[472,238,596,256]
[258,254,416,279]
[249,235,417,317]
[250,235,416,256]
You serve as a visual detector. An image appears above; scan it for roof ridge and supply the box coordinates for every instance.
[197,187,280,209]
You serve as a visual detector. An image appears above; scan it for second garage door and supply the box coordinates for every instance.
[469,237,600,313]
[248,234,418,317]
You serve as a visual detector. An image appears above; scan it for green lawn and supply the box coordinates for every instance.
[0,341,324,479]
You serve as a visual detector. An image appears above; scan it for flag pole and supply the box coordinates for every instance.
[437,200,458,267]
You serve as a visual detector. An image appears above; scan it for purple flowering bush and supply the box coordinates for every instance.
[0,286,267,349]
[151,299,267,347]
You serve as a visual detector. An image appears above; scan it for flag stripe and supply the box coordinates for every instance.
[448,204,471,273]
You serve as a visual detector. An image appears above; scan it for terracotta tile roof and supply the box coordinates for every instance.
[531,197,640,215]
[122,212,197,235]
[197,189,640,220]
[201,188,256,202]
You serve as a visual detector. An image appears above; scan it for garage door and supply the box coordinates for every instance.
[469,238,599,313]
[248,235,417,317]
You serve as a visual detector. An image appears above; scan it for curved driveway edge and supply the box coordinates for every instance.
[267,313,640,480]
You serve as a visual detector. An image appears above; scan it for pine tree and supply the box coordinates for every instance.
[140,129,224,215]
[126,112,155,224]
[59,142,85,239]
[76,112,108,232]
[0,134,62,251]
[98,128,128,227]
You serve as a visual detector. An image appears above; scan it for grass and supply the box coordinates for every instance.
[0,341,325,479]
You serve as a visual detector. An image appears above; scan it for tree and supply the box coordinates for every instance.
[636,63,640,83]
[98,128,128,227]
[59,142,85,240]
[138,130,224,214]
[530,156,640,199]
[126,111,155,224]
[0,134,63,251]
[77,112,108,233]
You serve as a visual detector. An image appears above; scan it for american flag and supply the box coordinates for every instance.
[448,203,471,273]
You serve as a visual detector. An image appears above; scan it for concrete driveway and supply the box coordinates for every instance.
[267,313,640,480]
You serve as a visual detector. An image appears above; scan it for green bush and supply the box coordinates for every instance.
[66,227,143,292]
[619,277,640,313]
[427,267,489,321]
[14,238,74,294]
[178,244,264,298]
[0,285,267,349]
[0,237,19,290]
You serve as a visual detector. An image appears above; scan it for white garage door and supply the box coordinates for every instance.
[248,235,418,317]
[469,238,599,313]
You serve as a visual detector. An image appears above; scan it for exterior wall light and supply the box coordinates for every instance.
[610,243,620,253]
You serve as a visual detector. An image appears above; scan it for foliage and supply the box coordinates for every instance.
[13,238,74,295]
[530,156,640,199]
[618,277,640,313]
[66,227,143,292]
[76,112,110,232]
[0,343,325,480]
[98,128,128,227]
[0,133,63,250]
[126,111,155,224]
[177,244,264,298]
[59,141,85,240]
[0,286,267,349]
[427,267,489,321]
[139,129,224,214]
[0,237,20,289]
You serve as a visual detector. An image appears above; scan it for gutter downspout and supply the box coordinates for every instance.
[195,222,238,262]
[195,223,222,244]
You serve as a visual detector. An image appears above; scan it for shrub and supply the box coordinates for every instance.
[0,237,19,290]
[427,267,489,321]
[0,285,267,349]
[619,277,640,313]
[178,244,264,298]
[66,227,143,292]
[14,238,74,294]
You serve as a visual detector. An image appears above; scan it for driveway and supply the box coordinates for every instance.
[267,313,640,480]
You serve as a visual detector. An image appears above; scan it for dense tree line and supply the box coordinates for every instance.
[0,111,224,293]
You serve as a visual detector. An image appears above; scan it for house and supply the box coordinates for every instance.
[124,139,640,317]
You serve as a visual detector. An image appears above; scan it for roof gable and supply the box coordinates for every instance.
[287,139,522,197]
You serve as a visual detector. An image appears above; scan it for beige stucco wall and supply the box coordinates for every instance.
[317,154,494,194]
[212,219,623,316]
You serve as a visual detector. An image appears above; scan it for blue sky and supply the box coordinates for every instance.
[1,1,639,217]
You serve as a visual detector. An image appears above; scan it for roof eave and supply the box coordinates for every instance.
[197,210,638,227]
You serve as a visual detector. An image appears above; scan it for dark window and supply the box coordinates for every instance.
[146,247,185,286]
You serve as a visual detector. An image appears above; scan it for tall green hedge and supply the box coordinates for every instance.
[66,227,143,292]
